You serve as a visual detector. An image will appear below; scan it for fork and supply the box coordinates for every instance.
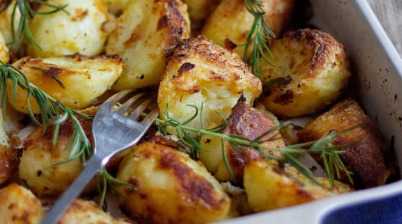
[40,90,159,224]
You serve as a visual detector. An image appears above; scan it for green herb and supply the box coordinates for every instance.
[156,105,353,187]
[0,61,91,162]
[244,0,276,77]
[8,0,69,48]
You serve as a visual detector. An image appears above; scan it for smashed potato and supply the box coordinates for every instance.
[27,0,109,57]
[298,98,391,189]
[0,183,45,224]
[244,160,352,212]
[0,32,9,63]
[259,28,351,118]
[59,199,130,224]
[19,107,96,197]
[8,54,123,114]
[158,35,262,131]
[106,0,190,90]
[201,0,294,57]
[116,142,231,224]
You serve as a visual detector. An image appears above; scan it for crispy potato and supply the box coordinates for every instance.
[259,28,351,118]
[59,199,130,224]
[158,36,262,132]
[0,0,20,46]
[27,0,109,57]
[18,107,96,197]
[8,54,123,114]
[0,183,45,224]
[105,0,190,90]
[200,96,285,183]
[298,98,390,189]
[0,32,9,63]
[116,142,231,224]
[244,160,353,212]
[0,145,19,185]
[182,0,220,28]
[101,0,129,15]
[201,0,294,57]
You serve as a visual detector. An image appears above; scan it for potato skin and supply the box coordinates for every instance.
[0,183,45,224]
[27,0,109,57]
[259,28,351,118]
[201,0,294,57]
[8,54,123,114]
[116,142,231,224]
[19,107,96,197]
[58,199,130,224]
[106,0,190,90]
[298,98,390,189]
[158,35,262,131]
[0,32,9,63]
[244,160,352,212]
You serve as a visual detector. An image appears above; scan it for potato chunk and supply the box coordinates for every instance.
[101,0,129,15]
[244,160,352,212]
[182,0,220,27]
[59,199,130,224]
[105,0,190,90]
[201,0,294,57]
[200,96,285,183]
[19,107,96,196]
[116,142,231,224]
[259,29,351,117]
[298,98,390,189]
[27,0,109,57]
[8,54,123,114]
[0,184,45,224]
[158,36,262,131]
[0,32,9,63]
[0,0,20,45]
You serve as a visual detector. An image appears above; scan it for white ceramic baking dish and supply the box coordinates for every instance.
[217,0,402,223]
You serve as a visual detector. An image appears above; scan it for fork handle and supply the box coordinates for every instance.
[40,157,102,224]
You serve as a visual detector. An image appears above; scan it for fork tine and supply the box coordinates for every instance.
[103,90,132,108]
[129,98,152,120]
[116,92,145,115]
[142,107,159,125]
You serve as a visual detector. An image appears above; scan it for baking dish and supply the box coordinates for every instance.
[217,0,402,223]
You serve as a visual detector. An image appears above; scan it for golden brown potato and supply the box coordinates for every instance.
[298,98,390,189]
[105,0,190,90]
[18,107,96,197]
[200,96,285,183]
[182,0,220,28]
[58,199,130,224]
[158,35,262,132]
[244,160,353,212]
[259,28,351,118]
[8,54,123,114]
[201,0,294,57]
[27,0,110,57]
[116,142,231,224]
[0,145,19,185]
[0,0,20,46]
[0,32,9,63]
[0,183,45,224]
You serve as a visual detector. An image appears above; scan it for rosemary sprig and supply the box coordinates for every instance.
[156,105,353,187]
[8,0,69,48]
[244,0,276,77]
[0,61,91,162]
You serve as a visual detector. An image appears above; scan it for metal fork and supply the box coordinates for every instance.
[40,90,159,224]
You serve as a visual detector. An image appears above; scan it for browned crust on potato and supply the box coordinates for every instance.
[298,98,389,189]
[0,145,19,184]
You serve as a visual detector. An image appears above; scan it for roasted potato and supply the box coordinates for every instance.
[298,98,390,189]
[0,108,19,184]
[200,96,285,183]
[116,142,231,224]
[101,0,129,15]
[105,0,190,90]
[201,0,294,57]
[0,183,45,224]
[59,199,130,224]
[0,0,20,46]
[182,0,220,28]
[26,0,109,57]
[158,35,262,132]
[0,32,9,63]
[18,107,96,197]
[8,54,123,114]
[259,28,351,118]
[244,160,353,212]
